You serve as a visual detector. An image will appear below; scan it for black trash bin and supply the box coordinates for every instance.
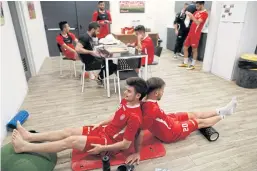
[236,54,257,89]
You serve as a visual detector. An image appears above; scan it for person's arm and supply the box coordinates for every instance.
[69,33,79,44]
[92,114,114,130]
[56,36,76,53]
[186,11,208,26]
[75,42,93,54]
[173,13,179,35]
[105,11,112,24]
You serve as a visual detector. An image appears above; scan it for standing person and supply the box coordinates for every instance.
[125,77,237,165]
[75,22,117,85]
[173,3,189,58]
[11,77,147,155]
[56,21,79,60]
[178,1,208,70]
[92,1,112,39]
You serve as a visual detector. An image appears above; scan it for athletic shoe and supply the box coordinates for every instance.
[186,65,195,70]
[179,53,184,57]
[178,63,188,67]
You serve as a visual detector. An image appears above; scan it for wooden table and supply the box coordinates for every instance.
[112,32,159,46]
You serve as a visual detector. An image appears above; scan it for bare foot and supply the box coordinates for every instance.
[12,129,29,153]
[16,121,31,141]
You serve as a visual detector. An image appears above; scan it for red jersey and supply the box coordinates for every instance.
[141,100,176,142]
[92,10,112,39]
[189,10,208,37]
[135,36,155,65]
[104,99,142,142]
[56,32,76,50]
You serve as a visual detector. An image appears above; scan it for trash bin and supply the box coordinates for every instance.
[236,54,257,88]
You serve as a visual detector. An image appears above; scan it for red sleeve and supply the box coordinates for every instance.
[107,11,112,22]
[200,12,208,23]
[92,11,98,22]
[56,35,65,46]
[123,116,140,141]
[141,38,152,52]
[69,33,76,41]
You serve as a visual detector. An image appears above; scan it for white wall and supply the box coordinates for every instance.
[1,1,28,143]
[21,1,49,73]
[110,0,176,48]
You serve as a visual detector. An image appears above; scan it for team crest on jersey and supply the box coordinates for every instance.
[120,114,125,120]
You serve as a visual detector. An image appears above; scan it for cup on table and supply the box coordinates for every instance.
[128,47,136,54]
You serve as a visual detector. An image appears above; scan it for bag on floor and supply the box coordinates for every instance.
[1,142,57,171]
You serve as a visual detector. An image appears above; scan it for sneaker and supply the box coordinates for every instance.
[178,63,188,67]
[186,65,195,70]
[179,53,184,57]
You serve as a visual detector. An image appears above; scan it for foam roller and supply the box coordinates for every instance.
[199,127,219,142]
[7,110,29,130]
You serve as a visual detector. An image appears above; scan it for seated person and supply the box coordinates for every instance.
[75,22,117,85]
[11,77,148,155]
[128,25,155,66]
[126,77,237,164]
[56,21,79,60]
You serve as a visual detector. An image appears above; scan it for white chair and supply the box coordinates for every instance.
[59,52,77,77]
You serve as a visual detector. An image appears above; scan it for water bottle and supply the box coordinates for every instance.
[102,156,111,171]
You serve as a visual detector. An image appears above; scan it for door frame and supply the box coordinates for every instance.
[14,2,36,76]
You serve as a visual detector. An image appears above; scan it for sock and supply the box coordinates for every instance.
[216,97,237,116]
[184,58,188,64]
[192,59,196,66]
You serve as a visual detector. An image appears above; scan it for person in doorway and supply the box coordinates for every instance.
[178,1,208,70]
[11,77,147,155]
[125,77,237,165]
[127,25,155,66]
[92,1,112,39]
[75,22,117,85]
[173,3,189,58]
[56,21,79,60]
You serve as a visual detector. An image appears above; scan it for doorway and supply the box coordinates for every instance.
[41,1,110,57]
[8,1,32,81]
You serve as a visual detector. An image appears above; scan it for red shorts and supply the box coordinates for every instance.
[166,112,198,142]
[82,126,113,151]
[62,49,76,60]
[184,34,201,48]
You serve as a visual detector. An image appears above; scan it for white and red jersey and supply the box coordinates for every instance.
[104,99,142,142]
[189,10,208,37]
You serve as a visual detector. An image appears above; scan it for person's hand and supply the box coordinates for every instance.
[175,29,178,36]
[90,51,99,57]
[185,11,193,18]
[125,153,140,165]
[87,144,104,154]
[137,34,143,40]
[104,20,110,24]
[91,123,100,130]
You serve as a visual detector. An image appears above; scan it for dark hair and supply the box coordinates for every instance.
[88,22,100,31]
[126,77,147,100]
[98,1,104,4]
[184,2,189,5]
[146,77,166,94]
[134,25,146,33]
[196,1,205,5]
[59,21,68,31]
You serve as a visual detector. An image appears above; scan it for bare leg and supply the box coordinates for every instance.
[192,48,198,61]
[12,130,87,153]
[196,116,222,129]
[16,121,82,142]
[183,46,189,61]
[188,111,217,119]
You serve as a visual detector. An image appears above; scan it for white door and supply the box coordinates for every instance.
[211,22,243,80]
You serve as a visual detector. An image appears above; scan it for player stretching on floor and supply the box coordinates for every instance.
[126,77,237,164]
[12,77,147,155]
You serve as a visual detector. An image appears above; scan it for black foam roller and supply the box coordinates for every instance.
[116,164,134,171]
[102,156,111,171]
[199,127,219,142]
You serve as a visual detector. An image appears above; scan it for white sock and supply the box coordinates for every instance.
[192,59,196,66]
[184,58,188,64]
[216,97,237,116]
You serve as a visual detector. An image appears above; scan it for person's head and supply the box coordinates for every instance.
[88,22,100,37]
[124,77,147,103]
[146,77,166,101]
[98,1,105,11]
[59,21,70,33]
[196,1,205,10]
[183,3,189,10]
[134,25,146,39]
